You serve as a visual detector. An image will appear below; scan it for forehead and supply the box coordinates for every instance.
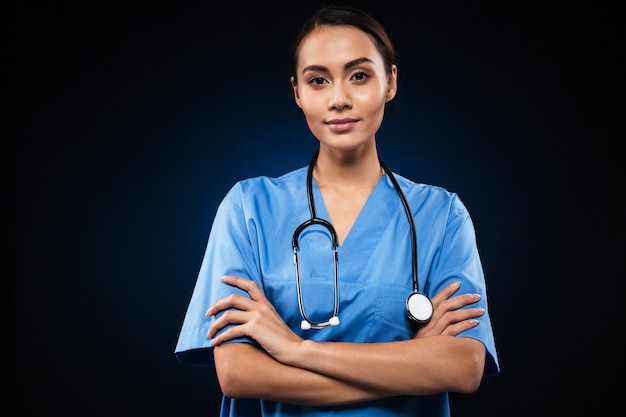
[297,25,382,69]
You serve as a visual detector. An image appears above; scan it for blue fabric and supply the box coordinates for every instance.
[175,166,499,416]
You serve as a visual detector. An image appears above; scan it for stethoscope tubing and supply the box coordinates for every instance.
[292,151,430,329]
[378,158,419,293]
[292,217,340,329]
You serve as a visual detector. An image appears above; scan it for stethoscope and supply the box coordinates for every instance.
[292,151,433,330]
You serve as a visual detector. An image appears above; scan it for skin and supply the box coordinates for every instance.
[292,26,397,243]
[206,25,487,406]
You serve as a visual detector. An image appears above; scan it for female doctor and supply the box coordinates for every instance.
[175,4,499,416]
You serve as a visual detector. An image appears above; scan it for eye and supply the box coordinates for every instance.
[351,72,369,82]
[307,76,328,86]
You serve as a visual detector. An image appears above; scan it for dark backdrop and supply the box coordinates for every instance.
[9,1,622,416]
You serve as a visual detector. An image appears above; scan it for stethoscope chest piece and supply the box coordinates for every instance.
[406,292,433,323]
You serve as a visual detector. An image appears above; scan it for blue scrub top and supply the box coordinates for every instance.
[175,165,500,417]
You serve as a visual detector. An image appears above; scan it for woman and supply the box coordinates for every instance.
[175,4,499,416]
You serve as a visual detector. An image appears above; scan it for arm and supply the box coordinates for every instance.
[208,276,486,404]
[215,343,395,406]
[286,334,484,396]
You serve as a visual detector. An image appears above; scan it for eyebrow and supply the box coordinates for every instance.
[301,57,375,74]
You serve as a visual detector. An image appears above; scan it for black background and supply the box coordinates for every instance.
[9,1,623,416]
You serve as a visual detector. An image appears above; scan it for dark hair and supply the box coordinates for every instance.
[289,4,397,85]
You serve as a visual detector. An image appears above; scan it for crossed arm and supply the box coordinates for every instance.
[207,276,486,406]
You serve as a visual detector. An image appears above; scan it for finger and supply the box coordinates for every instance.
[209,322,250,346]
[427,293,480,328]
[438,293,481,313]
[221,275,266,302]
[207,309,248,339]
[416,306,484,338]
[441,319,480,337]
[205,293,255,316]
[441,307,485,325]
[429,281,461,306]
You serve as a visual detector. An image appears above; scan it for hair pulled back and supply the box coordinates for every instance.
[289,4,397,85]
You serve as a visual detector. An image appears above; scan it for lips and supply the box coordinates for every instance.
[326,118,358,133]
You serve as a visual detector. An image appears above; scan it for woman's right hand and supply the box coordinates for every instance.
[206,275,305,364]
[414,281,485,339]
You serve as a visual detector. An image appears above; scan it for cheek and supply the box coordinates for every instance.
[299,98,323,122]
[298,102,321,133]
[354,88,388,112]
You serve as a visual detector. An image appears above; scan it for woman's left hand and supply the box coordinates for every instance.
[414,281,484,339]
[206,275,303,363]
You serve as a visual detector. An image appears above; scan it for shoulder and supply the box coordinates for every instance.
[391,173,469,220]
[392,172,460,204]
[222,166,308,206]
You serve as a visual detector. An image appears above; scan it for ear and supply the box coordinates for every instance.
[291,76,302,108]
[385,65,398,103]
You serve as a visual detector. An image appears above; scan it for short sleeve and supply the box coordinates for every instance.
[174,183,261,365]
[428,195,500,377]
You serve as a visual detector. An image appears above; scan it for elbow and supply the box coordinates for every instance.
[214,345,253,399]
[216,364,245,399]
[216,356,251,399]
[455,346,485,394]
[457,367,482,394]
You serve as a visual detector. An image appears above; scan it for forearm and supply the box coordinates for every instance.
[214,343,394,406]
[286,335,486,395]
[208,276,487,403]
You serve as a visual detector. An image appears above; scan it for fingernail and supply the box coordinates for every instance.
[450,281,460,288]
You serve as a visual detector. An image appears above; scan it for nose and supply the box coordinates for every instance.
[328,82,352,110]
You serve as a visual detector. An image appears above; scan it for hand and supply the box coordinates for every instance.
[414,281,484,339]
[206,275,303,364]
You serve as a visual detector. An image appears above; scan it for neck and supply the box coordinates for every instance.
[313,145,382,189]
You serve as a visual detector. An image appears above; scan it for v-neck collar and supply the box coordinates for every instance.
[311,174,397,243]
[310,174,400,281]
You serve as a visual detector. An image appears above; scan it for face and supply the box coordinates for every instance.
[291,25,397,153]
